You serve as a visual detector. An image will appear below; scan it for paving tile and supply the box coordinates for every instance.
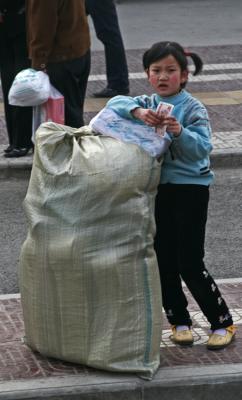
[203,98,239,105]
[0,282,241,383]
[84,97,108,112]
[227,90,242,99]
[194,91,229,99]
[84,92,242,112]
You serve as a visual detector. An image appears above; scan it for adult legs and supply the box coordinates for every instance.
[0,48,15,147]
[86,0,129,91]
[47,51,91,128]
[154,184,233,331]
[0,33,32,149]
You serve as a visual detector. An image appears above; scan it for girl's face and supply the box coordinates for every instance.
[147,55,188,97]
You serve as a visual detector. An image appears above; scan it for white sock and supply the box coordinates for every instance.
[176,325,190,331]
[212,328,227,336]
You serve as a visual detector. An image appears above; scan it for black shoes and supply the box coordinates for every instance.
[4,146,34,158]
[93,87,129,98]
[4,145,14,154]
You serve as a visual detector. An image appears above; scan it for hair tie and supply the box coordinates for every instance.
[184,49,191,57]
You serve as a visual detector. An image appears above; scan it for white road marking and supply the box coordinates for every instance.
[88,62,242,82]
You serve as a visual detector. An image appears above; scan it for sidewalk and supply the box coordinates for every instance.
[0,279,242,400]
[1,45,242,178]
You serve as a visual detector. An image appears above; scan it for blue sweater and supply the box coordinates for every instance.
[107,90,214,186]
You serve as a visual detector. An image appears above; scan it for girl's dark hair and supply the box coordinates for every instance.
[142,41,203,88]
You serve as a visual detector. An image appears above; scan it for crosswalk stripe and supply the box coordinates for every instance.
[1,62,242,85]
[202,62,242,70]
[190,73,242,82]
[88,61,242,83]
[88,71,242,82]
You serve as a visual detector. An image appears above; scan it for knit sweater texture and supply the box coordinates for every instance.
[107,90,214,186]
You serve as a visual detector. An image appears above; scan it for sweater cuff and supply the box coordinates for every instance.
[128,105,141,120]
[168,126,184,140]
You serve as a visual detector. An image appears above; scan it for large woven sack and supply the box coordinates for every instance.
[19,122,162,380]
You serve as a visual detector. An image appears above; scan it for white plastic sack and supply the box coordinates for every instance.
[32,85,64,143]
[19,122,162,380]
[8,68,50,106]
[90,107,172,158]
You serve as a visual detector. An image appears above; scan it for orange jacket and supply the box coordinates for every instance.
[26,0,90,70]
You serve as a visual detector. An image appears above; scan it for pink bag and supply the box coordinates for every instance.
[32,85,64,143]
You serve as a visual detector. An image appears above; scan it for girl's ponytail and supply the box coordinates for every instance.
[185,51,203,75]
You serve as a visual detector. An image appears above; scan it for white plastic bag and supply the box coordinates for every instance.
[8,68,51,106]
[32,85,64,143]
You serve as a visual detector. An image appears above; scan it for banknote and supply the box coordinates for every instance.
[155,102,174,136]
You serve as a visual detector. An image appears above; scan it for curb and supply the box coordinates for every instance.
[210,149,242,168]
[0,159,32,179]
[0,149,242,179]
[0,146,32,179]
[1,364,242,400]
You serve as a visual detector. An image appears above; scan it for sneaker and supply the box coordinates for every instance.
[93,87,129,98]
[170,325,194,346]
[207,325,236,350]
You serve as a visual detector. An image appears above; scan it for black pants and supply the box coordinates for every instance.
[86,0,129,91]
[47,50,91,128]
[154,184,233,331]
[0,31,32,148]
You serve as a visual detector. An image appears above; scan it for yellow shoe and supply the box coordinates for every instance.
[170,325,194,346]
[207,325,237,350]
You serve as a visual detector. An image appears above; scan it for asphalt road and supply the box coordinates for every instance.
[89,0,242,50]
[0,166,241,294]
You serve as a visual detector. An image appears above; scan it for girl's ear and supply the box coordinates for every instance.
[181,69,189,84]
[145,68,150,78]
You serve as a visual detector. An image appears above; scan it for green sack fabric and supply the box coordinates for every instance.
[19,122,162,380]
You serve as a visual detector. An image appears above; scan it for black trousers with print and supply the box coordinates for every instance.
[154,183,233,331]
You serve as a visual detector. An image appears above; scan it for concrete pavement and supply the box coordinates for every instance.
[0,40,242,398]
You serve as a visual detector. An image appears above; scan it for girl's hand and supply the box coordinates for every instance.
[132,107,163,127]
[164,116,182,137]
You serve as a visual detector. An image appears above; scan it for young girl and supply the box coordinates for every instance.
[106,41,236,350]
